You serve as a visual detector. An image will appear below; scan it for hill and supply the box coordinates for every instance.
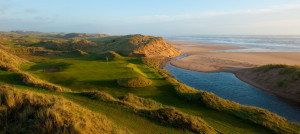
[36,34,181,58]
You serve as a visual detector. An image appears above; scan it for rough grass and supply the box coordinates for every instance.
[253,64,287,72]
[140,108,217,134]
[81,91,217,134]
[0,46,28,67]
[107,51,122,61]
[18,71,65,91]
[0,85,129,134]
[117,77,152,88]
[168,77,300,134]
[72,49,89,56]
[141,57,165,69]
[119,94,163,110]
[253,64,300,85]
[0,61,20,72]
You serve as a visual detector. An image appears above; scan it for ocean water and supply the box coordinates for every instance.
[165,35,300,52]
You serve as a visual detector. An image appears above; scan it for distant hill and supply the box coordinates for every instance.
[57,33,110,39]
[39,34,181,58]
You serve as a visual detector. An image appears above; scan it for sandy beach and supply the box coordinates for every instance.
[167,40,300,103]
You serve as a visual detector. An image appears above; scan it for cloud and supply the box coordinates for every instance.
[25,8,38,13]
[203,4,300,17]
[0,5,8,14]
[120,4,300,25]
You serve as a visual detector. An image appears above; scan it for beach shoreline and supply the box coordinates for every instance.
[166,40,300,104]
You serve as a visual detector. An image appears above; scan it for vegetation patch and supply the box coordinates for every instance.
[140,108,217,134]
[0,46,28,67]
[252,64,287,72]
[81,91,217,134]
[107,51,122,61]
[117,77,152,88]
[18,71,65,91]
[0,85,129,134]
[72,49,89,56]
[253,64,300,86]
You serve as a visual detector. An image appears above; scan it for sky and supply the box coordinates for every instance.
[0,0,300,36]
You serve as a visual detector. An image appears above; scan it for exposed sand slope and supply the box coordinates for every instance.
[168,40,300,103]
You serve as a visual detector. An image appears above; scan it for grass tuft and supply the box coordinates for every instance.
[117,77,152,88]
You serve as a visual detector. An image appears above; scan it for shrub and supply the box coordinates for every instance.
[277,78,288,87]
[117,77,152,88]
[0,85,130,134]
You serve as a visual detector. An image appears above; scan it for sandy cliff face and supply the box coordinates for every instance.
[132,36,181,58]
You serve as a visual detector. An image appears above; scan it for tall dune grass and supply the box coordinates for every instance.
[0,85,129,134]
[81,91,217,134]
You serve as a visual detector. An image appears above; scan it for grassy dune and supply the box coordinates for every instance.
[0,85,129,134]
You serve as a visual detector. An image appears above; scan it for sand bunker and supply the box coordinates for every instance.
[45,67,60,73]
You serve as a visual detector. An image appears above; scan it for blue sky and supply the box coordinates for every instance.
[1,0,300,35]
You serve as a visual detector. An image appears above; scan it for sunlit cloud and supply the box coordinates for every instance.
[123,4,300,24]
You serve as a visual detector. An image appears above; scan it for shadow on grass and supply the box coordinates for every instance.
[126,58,143,65]
[28,62,72,71]
[56,78,78,86]
[0,72,26,86]
[82,79,118,89]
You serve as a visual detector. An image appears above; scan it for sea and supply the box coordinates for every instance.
[164,35,300,52]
